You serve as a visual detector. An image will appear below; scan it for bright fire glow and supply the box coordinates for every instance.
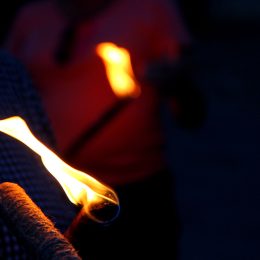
[0,116,119,223]
[96,42,141,98]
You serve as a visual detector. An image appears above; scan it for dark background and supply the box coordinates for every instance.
[165,1,260,259]
[1,1,260,259]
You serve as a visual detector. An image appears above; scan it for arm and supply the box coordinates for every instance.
[144,47,207,129]
[142,0,206,129]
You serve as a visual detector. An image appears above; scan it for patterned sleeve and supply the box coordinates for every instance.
[0,50,77,259]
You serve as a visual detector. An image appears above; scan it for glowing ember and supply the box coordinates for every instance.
[96,42,141,98]
[0,116,119,223]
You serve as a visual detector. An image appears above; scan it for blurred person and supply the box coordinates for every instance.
[5,0,206,259]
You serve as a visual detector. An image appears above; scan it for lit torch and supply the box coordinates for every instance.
[0,116,120,224]
[64,42,140,160]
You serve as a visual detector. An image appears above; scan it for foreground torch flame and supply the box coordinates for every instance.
[96,42,141,98]
[0,116,119,223]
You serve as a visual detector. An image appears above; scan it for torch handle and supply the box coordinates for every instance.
[64,98,131,160]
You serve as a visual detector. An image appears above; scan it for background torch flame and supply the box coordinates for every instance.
[96,42,141,98]
[0,116,120,223]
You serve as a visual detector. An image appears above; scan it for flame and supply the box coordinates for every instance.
[0,116,119,223]
[96,42,141,98]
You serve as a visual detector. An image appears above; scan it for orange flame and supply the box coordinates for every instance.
[96,42,141,98]
[0,116,119,223]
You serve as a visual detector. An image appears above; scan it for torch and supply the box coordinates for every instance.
[64,42,141,160]
[0,116,120,227]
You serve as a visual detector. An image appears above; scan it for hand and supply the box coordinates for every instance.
[144,54,207,129]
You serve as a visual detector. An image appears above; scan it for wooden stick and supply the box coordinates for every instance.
[65,197,120,240]
[64,98,131,160]
[64,207,88,246]
[0,182,81,260]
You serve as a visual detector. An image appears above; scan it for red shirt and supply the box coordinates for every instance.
[6,0,189,185]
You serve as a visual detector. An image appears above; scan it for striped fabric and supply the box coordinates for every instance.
[0,50,77,259]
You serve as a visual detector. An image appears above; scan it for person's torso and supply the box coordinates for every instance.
[9,0,187,185]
